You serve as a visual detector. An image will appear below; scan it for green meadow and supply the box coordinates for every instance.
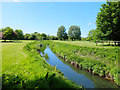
[1,40,82,89]
[2,41,31,68]
[54,40,118,48]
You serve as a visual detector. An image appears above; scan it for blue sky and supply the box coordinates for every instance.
[2,2,105,37]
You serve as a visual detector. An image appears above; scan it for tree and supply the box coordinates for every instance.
[14,29,24,40]
[0,32,3,40]
[87,29,95,41]
[28,34,36,40]
[50,35,58,40]
[87,29,103,41]
[64,33,68,40]
[32,32,40,40]
[3,28,16,41]
[96,1,120,40]
[57,26,68,40]
[24,33,31,40]
[41,33,47,40]
[0,27,11,32]
[68,25,81,41]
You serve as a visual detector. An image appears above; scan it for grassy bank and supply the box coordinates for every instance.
[40,40,120,86]
[2,41,83,89]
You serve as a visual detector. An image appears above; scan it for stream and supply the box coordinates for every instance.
[41,46,118,88]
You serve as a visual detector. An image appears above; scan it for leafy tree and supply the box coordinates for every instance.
[3,28,16,41]
[50,35,58,40]
[28,34,36,40]
[46,35,50,40]
[57,26,68,40]
[0,32,3,40]
[87,29,95,41]
[68,25,81,41]
[0,27,11,32]
[96,1,120,40]
[13,31,18,40]
[24,33,31,40]
[33,32,41,40]
[64,33,68,40]
[14,29,24,40]
[87,29,103,41]
[41,33,47,40]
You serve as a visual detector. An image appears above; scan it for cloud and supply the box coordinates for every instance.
[88,22,92,25]
[13,0,20,2]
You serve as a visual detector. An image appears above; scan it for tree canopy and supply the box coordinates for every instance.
[96,1,120,40]
[87,29,103,41]
[57,26,68,40]
[68,25,81,41]
[0,27,59,41]
[3,27,17,40]
[15,29,24,40]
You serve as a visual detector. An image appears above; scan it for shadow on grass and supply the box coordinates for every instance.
[0,40,22,43]
[98,44,120,47]
[2,73,82,89]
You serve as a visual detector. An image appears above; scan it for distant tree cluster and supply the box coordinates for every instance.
[57,25,81,41]
[0,27,24,41]
[24,32,58,40]
[0,27,58,41]
[87,1,120,41]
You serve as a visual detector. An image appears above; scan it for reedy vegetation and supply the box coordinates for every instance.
[40,41,120,86]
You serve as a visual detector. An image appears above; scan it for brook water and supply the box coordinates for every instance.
[41,47,118,88]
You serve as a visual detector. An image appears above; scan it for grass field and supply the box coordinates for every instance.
[54,40,119,48]
[1,40,82,89]
[0,40,33,89]
[2,40,32,72]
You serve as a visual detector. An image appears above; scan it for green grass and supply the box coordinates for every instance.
[2,41,28,68]
[41,40,119,86]
[1,40,82,89]
[54,40,119,48]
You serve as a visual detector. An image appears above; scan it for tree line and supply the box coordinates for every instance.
[0,27,58,41]
[0,25,81,41]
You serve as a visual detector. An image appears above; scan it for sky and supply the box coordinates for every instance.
[1,1,106,37]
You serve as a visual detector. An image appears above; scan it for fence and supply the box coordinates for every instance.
[95,40,120,46]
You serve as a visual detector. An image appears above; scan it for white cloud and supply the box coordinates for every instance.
[13,0,20,2]
[88,22,92,25]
